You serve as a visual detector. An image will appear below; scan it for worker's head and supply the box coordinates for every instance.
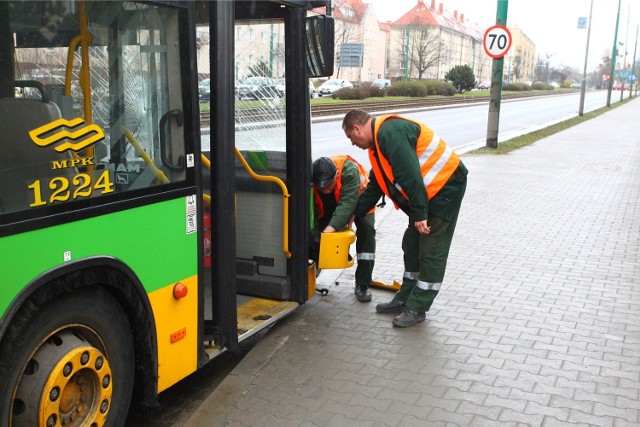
[342,109,373,150]
[312,157,337,193]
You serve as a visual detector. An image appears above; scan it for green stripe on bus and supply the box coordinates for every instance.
[0,197,197,316]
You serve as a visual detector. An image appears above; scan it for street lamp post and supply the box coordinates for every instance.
[607,0,622,107]
[621,5,630,102]
[632,25,638,96]
[579,0,594,116]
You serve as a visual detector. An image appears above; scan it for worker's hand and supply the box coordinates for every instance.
[347,217,354,229]
[323,225,336,233]
[345,214,356,230]
[414,220,430,235]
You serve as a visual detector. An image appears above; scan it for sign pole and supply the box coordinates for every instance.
[607,0,622,107]
[620,5,630,102]
[486,0,509,149]
[579,0,594,116]
[632,25,638,96]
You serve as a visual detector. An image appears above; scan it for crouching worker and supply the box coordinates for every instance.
[312,156,376,302]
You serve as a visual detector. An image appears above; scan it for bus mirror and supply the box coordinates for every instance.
[305,15,334,78]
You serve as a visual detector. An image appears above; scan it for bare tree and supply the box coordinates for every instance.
[521,55,530,82]
[533,57,545,82]
[534,53,555,83]
[334,19,359,79]
[512,55,522,81]
[549,65,578,86]
[475,54,489,83]
[402,25,445,80]
[595,52,611,89]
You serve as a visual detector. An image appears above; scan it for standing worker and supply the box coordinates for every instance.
[312,156,376,302]
[342,109,467,327]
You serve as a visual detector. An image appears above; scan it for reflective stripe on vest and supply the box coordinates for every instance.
[314,155,374,218]
[357,252,375,260]
[370,114,460,205]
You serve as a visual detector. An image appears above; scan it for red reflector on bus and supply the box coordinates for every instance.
[171,327,186,343]
[173,282,188,299]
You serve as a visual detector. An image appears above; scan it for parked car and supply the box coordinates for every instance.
[309,80,316,99]
[477,80,490,90]
[198,78,210,101]
[271,79,316,99]
[237,77,279,100]
[570,82,582,89]
[371,78,391,89]
[274,78,286,98]
[317,79,353,97]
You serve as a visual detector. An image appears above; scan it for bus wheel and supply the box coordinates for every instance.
[0,287,135,427]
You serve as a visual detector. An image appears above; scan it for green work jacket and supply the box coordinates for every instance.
[316,159,361,230]
[355,117,467,222]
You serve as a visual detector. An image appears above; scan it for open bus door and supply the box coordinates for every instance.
[196,0,338,359]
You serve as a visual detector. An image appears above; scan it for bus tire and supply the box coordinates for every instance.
[0,287,135,427]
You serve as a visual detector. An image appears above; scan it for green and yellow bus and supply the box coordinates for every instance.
[0,1,346,425]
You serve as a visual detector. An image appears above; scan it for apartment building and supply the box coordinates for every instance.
[503,26,536,83]
[331,0,389,82]
[195,19,287,83]
[322,0,497,84]
[193,0,535,88]
[386,0,488,82]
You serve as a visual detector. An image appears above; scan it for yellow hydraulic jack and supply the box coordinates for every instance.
[310,230,357,297]
[371,280,401,292]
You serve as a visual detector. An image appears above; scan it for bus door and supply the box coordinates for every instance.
[196,1,336,356]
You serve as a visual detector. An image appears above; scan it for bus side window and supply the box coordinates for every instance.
[0,91,75,213]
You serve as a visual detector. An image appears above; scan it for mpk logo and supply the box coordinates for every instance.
[29,117,105,152]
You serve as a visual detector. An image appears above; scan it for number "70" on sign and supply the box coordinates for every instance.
[483,25,512,59]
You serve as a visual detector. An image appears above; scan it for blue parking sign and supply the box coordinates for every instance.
[578,17,587,29]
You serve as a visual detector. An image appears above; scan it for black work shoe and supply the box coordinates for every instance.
[375,299,405,314]
[392,308,426,327]
[354,285,372,302]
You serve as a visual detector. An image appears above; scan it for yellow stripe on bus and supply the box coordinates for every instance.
[148,275,198,392]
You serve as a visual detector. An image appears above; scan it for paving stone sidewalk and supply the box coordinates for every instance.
[186,100,640,427]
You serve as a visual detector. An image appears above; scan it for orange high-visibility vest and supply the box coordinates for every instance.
[314,155,373,218]
[370,114,460,209]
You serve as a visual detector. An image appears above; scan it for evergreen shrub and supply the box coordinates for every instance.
[531,82,555,90]
[332,87,365,100]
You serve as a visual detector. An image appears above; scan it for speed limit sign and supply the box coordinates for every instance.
[483,25,512,59]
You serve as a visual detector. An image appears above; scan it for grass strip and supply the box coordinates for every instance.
[467,97,631,155]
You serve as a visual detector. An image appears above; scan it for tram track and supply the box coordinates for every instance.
[200,90,568,125]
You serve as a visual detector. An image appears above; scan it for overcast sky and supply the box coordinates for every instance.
[366,0,640,72]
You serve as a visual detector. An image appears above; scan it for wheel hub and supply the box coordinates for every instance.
[12,330,113,427]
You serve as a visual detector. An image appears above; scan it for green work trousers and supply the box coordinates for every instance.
[354,212,376,287]
[394,198,464,313]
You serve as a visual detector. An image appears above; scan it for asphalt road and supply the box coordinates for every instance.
[311,90,613,168]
